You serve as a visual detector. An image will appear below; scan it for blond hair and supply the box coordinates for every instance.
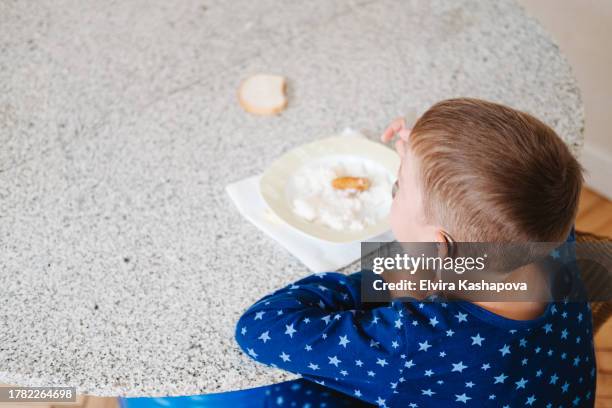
[409,98,583,242]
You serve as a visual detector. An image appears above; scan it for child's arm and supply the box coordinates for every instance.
[235,271,407,404]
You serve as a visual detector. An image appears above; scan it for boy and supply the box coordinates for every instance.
[235,98,594,407]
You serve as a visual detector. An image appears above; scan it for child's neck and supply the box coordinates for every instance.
[474,300,547,320]
[473,263,549,321]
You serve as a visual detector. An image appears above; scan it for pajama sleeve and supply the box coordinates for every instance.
[235,271,407,406]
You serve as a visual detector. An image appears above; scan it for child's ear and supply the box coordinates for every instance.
[435,230,451,259]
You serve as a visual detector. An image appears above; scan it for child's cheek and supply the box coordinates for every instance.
[390,195,411,241]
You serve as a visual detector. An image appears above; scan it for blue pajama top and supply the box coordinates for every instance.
[235,271,596,407]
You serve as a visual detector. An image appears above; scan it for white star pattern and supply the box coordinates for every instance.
[421,388,435,396]
[376,358,388,367]
[455,393,471,403]
[515,378,528,389]
[284,324,296,338]
[471,333,485,346]
[455,312,468,323]
[328,355,341,367]
[258,331,271,343]
[494,373,508,384]
[452,361,468,373]
[235,271,595,407]
[338,335,350,348]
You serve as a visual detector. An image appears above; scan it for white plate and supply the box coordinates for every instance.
[259,136,400,243]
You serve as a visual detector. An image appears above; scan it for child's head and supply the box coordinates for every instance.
[390,98,583,243]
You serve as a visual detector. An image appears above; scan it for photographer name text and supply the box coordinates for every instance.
[373,278,528,293]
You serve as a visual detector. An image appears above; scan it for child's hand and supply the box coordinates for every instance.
[380,117,410,142]
[380,117,411,157]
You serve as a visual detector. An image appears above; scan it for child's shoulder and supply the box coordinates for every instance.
[397,298,592,336]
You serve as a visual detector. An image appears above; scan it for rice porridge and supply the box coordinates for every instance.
[287,156,394,231]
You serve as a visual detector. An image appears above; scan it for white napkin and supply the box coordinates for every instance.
[226,175,394,273]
